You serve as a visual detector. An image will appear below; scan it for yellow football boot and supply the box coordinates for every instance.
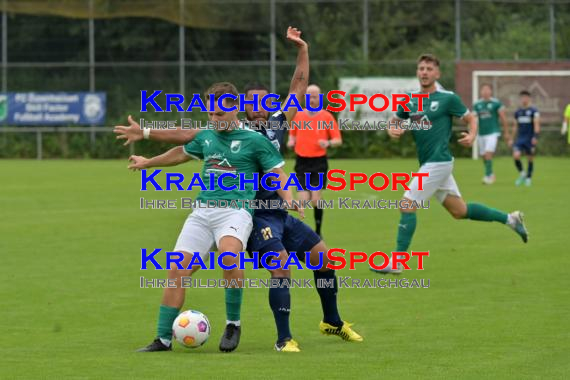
[274,338,301,352]
[319,321,363,342]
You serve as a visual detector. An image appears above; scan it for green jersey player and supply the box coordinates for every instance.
[129,82,302,352]
[473,84,508,184]
[371,54,529,274]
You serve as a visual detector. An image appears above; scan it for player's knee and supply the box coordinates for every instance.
[400,198,417,212]
[221,254,240,270]
[168,267,193,279]
[269,267,290,278]
[297,190,310,201]
[269,250,290,277]
[451,210,464,219]
[218,237,243,254]
[310,241,329,271]
[449,206,467,219]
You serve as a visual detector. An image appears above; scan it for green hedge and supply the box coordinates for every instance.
[1,126,567,159]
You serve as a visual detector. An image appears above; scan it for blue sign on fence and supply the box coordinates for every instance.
[0,92,106,125]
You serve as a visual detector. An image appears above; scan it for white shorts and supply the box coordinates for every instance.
[403,161,461,203]
[174,207,253,259]
[478,133,500,154]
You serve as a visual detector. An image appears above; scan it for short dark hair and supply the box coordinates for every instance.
[480,83,493,90]
[204,82,239,105]
[417,53,440,67]
[519,90,531,97]
[243,82,270,97]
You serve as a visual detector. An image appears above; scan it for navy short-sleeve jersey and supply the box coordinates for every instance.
[253,111,288,206]
[514,107,539,141]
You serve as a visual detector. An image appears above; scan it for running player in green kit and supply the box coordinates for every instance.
[371,54,529,274]
[473,84,508,184]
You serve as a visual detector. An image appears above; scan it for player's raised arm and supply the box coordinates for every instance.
[127,146,191,171]
[270,166,304,219]
[281,26,309,123]
[114,115,200,145]
[458,112,477,147]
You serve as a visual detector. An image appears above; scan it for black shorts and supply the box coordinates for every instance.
[294,155,328,191]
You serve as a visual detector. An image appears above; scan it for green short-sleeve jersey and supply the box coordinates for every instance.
[473,98,503,136]
[396,89,469,166]
[183,128,284,214]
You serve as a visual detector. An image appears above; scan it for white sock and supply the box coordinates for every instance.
[159,337,172,347]
[226,320,241,327]
[507,213,516,227]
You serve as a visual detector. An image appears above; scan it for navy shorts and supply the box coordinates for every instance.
[247,210,321,263]
[514,139,536,155]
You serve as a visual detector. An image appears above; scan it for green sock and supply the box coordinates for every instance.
[225,287,243,321]
[466,202,508,224]
[396,212,417,251]
[484,160,493,176]
[157,304,180,341]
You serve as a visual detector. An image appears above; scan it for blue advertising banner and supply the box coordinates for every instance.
[0,92,106,125]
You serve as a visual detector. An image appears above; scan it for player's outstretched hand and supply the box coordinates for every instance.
[318,139,330,148]
[458,132,475,147]
[128,155,149,171]
[286,26,307,49]
[114,115,143,146]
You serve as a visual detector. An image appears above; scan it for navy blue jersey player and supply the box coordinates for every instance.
[508,90,541,186]
[239,83,362,352]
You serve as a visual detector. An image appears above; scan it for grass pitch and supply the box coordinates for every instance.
[1,157,569,379]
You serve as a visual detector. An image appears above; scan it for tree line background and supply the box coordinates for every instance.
[0,0,569,159]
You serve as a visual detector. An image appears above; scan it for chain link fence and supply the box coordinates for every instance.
[0,0,568,159]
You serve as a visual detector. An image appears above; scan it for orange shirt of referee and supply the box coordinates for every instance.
[287,84,342,236]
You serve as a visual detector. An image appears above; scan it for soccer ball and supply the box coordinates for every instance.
[172,310,211,348]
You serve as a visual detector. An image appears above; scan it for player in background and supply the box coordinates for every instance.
[562,102,570,144]
[508,90,540,187]
[115,27,362,352]
[371,54,529,275]
[130,82,301,353]
[287,84,342,237]
[473,84,508,184]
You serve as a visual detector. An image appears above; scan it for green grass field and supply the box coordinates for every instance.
[1,157,569,379]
